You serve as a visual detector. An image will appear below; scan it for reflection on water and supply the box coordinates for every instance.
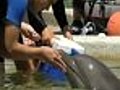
[5,72,87,90]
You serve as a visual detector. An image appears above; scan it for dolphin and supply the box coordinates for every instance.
[59,50,120,90]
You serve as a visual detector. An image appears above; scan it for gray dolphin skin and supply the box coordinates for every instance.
[59,50,85,88]
[59,50,120,90]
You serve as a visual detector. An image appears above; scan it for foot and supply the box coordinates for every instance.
[71,20,84,35]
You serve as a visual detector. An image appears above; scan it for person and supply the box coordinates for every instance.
[71,0,86,34]
[14,0,74,76]
[0,0,66,85]
[28,0,73,41]
[71,0,107,35]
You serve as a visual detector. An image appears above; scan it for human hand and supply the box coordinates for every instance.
[21,22,41,42]
[22,36,36,46]
[41,26,55,45]
[40,46,66,72]
[63,25,73,40]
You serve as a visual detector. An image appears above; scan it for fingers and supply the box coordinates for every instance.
[53,58,66,72]
[53,50,67,72]
[28,30,41,41]
[54,50,62,59]
[41,26,54,44]
[41,39,51,46]
[65,31,73,40]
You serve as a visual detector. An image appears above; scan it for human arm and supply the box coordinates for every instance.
[28,0,72,40]
[5,22,66,71]
[28,7,47,34]
[21,22,41,42]
[4,0,66,71]
[5,0,41,60]
[28,7,54,45]
[52,0,72,39]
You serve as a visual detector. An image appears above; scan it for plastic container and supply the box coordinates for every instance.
[38,63,66,82]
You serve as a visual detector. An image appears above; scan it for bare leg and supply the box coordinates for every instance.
[14,35,37,84]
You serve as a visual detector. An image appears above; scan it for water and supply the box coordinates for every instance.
[4,57,120,90]
[4,55,120,90]
[4,72,87,90]
[4,40,120,90]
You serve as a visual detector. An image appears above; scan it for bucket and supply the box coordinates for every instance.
[38,49,80,84]
[38,37,84,84]
[38,62,67,84]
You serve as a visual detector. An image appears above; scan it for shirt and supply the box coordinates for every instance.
[6,0,28,27]
[28,0,68,34]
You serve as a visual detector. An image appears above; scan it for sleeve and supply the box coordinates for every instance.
[52,0,68,31]
[27,6,47,34]
[6,0,27,27]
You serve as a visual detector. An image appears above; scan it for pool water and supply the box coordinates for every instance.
[4,72,87,90]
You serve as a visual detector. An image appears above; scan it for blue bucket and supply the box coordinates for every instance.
[38,62,67,83]
[38,49,79,83]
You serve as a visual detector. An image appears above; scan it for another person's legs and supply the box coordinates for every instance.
[73,0,85,21]
[71,0,86,34]
[14,35,36,83]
